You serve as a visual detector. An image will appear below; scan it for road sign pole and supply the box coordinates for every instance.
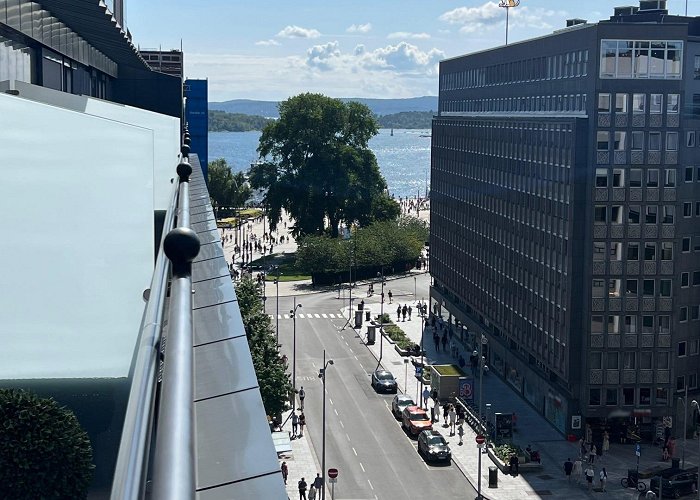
[477,444,482,500]
[331,482,335,500]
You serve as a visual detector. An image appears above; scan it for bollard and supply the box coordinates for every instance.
[489,466,498,488]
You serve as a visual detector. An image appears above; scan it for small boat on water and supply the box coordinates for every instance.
[390,128,394,136]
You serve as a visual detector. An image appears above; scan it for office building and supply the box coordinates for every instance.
[140,49,184,79]
[430,0,700,441]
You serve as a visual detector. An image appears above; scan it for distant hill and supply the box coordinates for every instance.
[209,96,438,118]
[209,110,274,132]
[377,111,434,129]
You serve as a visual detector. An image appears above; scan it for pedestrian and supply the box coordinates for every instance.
[313,473,323,494]
[431,403,439,423]
[388,290,393,303]
[441,335,447,352]
[381,291,385,303]
[443,403,449,426]
[449,405,457,435]
[599,467,607,491]
[291,412,299,438]
[299,386,305,410]
[579,439,587,460]
[408,305,412,320]
[281,461,288,484]
[584,465,595,491]
[563,458,573,481]
[422,387,430,409]
[397,305,401,321]
[308,485,316,500]
[458,423,464,445]
[298,477,308,500]
[433,334,439,352]
[509,454,519,475]
[602,430,610,456]
[299,412,306,437]
[572,457,583,484]
[588,444,596,464]
[402,305,407,321]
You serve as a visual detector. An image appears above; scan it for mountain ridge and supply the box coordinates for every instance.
[209,96,438,117]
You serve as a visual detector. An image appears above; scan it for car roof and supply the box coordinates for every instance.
[405,405,426,413]
[395,394,413,401]
[375,369,392,375]
[421,429,442,437]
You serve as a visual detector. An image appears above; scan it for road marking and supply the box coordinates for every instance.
[359,462,365,472]
[322,313,328,318]
[352,447,357,456]
[354,355,358,360]
[298,313,305,318]
[283,314,290,319]
[344,340,349,346]
[345,433,350,441]
[334,409,338,416]
[367,479,374,490]
[329,398,333,405]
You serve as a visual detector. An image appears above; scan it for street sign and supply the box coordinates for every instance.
[415,366,423,377]
[328,477,337,484]
[475,434,486,445]
[459,377,473,401]
[635,444,641,457]
[328,468,338,479]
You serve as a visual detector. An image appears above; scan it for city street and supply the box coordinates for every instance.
[274,277,475,500]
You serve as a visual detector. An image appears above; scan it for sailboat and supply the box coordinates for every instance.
[390,128,394,136]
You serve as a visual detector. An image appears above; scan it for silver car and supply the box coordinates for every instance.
[391,394,415,418]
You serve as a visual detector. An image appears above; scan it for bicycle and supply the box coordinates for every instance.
[621,476,647,492]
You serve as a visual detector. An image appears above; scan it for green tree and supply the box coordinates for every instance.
[0,389,94,499]
[207,158,252,219]
[250,93,399,239]
[235,277,292,417]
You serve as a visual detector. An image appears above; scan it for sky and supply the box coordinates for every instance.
[126,0,700,102]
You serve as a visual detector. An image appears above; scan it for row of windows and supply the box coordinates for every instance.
[440,50,589,91]
[441,94,587,114]
[596,131,678,152]
[592,241,673,261]
[589,350,674,370]
[592,278,673,298]
[679,306,700,322]
[598,93,679,114]
[591,314,669,334]
[593,205,676,224]
[595,167,689,188]
[600,40,683,80]
[589,387,670,407]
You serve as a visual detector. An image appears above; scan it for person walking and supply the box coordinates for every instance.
[588,444,597,464]
[397,305,401,321]
[299,386,305,410]
[408,305,412,320]
[563,458,573,481]
[457,423,464,445]
[441,335,447,352]
[291,412,299,438]
[448,405,457,435]
[572,457,583,484]
[422,387,430,409]
[308,485,316,500]
[584,465,595,491]
[602,430,610,456]
[313,473,323,495]
[442,403,449,426]
[281,461,288,484]
[402,305,408,321]
[298,477,308,500]
[599,467,607,492]
[299,412,306,437]
[509,454,519,475]
[388,290,393,303]
[579,439,587,460]
[433,334,440,352]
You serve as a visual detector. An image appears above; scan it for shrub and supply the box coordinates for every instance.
[0,388,94,499]
[493,443,523,462]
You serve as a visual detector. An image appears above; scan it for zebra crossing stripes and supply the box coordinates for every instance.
[274,313,344,319]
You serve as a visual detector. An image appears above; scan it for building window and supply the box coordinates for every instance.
[659,279,672,297]
[651,94,663,113]
[664,169,676,187]
[625,314,638,331]
[640,388,651,405]
[661,242,673,260]
[589,388,601,406]
[615,93,628,113]
[695,202,700,216]
[656,388,668,405]
[597,131,609,151]
[623,352,636,369]
[613,169,625,187]
[666,132,678,151]
[607,352,619,369]
[685,167,694,182]
[668,94,680,113]
[594,206,607,222]
[694,271,700,286]
[591,315,604,334]
[649,132,661,151]
[647,170,659,187]
[600,40,682,79]
[690,339,699,355]
[592,280,605,298]
[633,93,646,113]
[677,376,686,391]
[645,205,657,223]
[630,169,642,187]
[614,132,627,151]
[682,272,690,287]
[590,352,602,369]
[640,351,653,368]
[690,374,698,389]
[623,388,635,405]
[598,93,611,112]
[628,206,640,224]
[695,55,700,79]
[680,306,688,322]
[694,237,700,251]
[682,237,691,252]
[593,242,606,260]
[627,242,640,260]
[692,306,700,321]
[659,316,670,333]
[679,341,687,357]
[644,242,656,261]
[608,315,620,334]
[632,131,644,150]
[684,202,692,217]
[606,389,618,406]
[596,169,608,187]
[642,279,655,296]
[657,352,669,369]
[662,206,674,224]
[688,131,696,147]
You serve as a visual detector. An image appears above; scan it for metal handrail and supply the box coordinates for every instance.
[110,171,179,499]
[151,151,199,500]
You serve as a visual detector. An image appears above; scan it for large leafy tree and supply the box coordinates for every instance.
[235,277,292,417]
[207,158,251,219]
[250,93,399,238]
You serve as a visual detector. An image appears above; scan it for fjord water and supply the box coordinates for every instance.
[208,128,431,199]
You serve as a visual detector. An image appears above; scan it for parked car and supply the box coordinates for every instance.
[371,369,398,393]
[650,471,698,498]
[417,430,451,463]
[391,394,415,419]
[401,405,433,436]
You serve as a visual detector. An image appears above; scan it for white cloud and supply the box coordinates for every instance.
[354,44,366,56]
[346,23,372,33]
[255,39,280,46]
[276,25,321,38]
[362,42,444,72]
[306,41,342,71]
[387,32,431,40]
[439,1,565,34]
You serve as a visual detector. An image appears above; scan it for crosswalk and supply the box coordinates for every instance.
[270,312,346,320]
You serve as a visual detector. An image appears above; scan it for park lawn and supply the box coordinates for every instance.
[249,253,311,281]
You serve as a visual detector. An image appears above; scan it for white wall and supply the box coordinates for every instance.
[0,92,154,379]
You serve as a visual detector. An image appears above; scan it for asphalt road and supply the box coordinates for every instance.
[276,274,476,500]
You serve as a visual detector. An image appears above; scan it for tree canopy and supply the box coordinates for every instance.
[208,158,252,219]
[208,111,273,132]
[249,93,400,239]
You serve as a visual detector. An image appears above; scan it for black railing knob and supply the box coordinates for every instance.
[183,136,192,146]
[181,143,191,157]
[164,227,200,276]
[176,161,192,182]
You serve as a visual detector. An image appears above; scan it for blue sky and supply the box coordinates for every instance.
[127,0,700,102]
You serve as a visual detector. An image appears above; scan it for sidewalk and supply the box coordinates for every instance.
[278,404,322,500]
[346,294,700,500]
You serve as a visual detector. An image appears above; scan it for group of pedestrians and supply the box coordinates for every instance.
[563,457,608,492]
[396,304,412,321]
[285,471,324,500]
[290,410,306,439]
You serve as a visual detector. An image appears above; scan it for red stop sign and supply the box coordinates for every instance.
[475,435,486,445]
[328,468,338,479]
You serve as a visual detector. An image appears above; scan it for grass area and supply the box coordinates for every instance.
[381,322,415,350]
[433,364,466,377]
[217,208,263,226]
[248,253,312,281]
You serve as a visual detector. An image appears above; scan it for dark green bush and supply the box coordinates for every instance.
[0,389,94,499]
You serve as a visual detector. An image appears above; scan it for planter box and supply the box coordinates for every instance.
[430,364,469,401]
[395,344,410,356]
[487,447,542,473]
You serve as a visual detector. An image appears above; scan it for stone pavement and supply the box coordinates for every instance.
[345,293,700,500]
[278,403,322,500]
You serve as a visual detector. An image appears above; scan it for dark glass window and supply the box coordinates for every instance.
[623,388,635,405]
[589,388,601,406]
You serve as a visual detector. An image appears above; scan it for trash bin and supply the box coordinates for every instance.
[365,310,371,321]
[367,325,376,345]
[488,466,498,487]
[354,310,363,328]
[358,301,364,310]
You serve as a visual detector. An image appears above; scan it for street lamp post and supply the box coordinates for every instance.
[478,334,488,433]
[404,358,409,394]
[377,269,385,365]
[319,350,334,500]
[418,302,426,408]
[290,298,302,411]
[414,276,417,298]
[691,399,699,500]
[274,266,281,347]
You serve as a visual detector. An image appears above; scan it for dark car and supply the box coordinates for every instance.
[371,369,398,393]
[650,471,698,498]
[417,430,451,463]
[391,394,415,418]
